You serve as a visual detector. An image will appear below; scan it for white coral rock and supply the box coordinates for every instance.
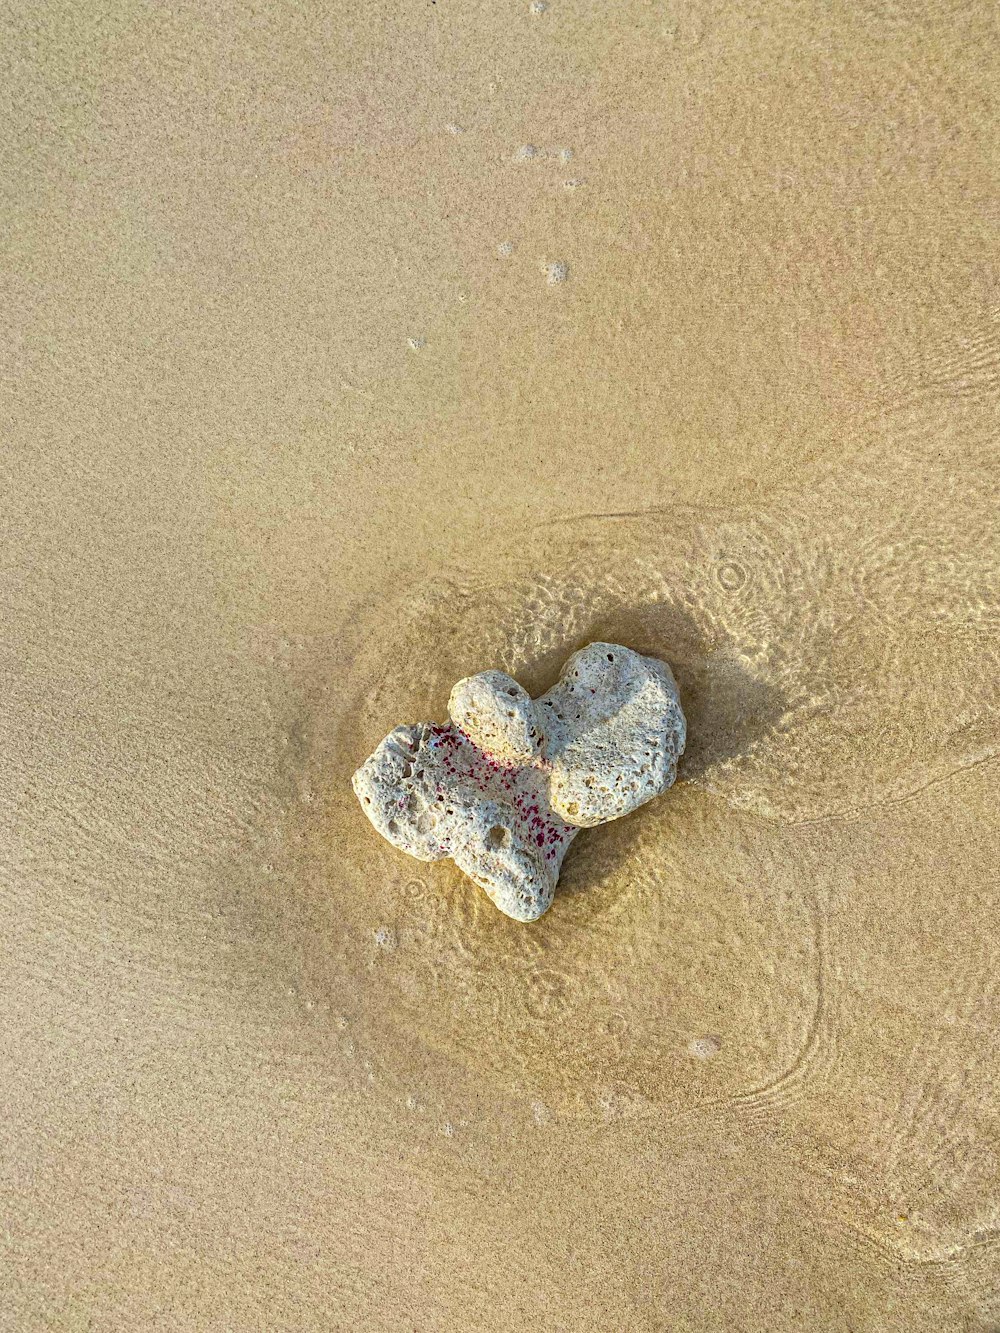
[352,642,686,922]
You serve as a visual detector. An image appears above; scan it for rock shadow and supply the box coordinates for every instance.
[513,596,788,784]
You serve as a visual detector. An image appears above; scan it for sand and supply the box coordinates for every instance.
[3,1,999,1328]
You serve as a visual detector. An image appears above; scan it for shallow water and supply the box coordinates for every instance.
[4,0,1000,1327]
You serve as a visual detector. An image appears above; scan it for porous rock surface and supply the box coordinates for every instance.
[352,642,686,922]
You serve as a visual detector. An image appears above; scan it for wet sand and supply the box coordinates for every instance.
[3,1,1000,1328]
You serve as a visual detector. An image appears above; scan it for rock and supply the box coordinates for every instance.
[447,670,542,767]
[352,642,686,922]
[351,715,578,923]
[539,643,686,827]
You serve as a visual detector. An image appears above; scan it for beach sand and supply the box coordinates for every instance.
[3,1,999,1328]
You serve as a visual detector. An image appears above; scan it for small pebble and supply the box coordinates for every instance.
[690,1035,723,1059]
